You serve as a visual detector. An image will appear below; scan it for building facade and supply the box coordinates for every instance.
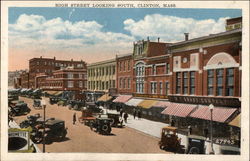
[29,56,86,88]
[116,53,133,95]
[87,59,116,92]
[19,71,30,88]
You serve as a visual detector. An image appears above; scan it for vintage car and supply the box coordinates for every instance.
[9,100,31,116]
[89,117,112,135]
[158,126,182,152]
[57,98,68,106]
[30,89,42,99]
[107,113,123,127]
[186,135,206,154]
[33,99,42,109]
[49,96,60,105]
[78,108,96,125]
[31,118,68,144]
[19,113,41,128]
[68,100,85,111]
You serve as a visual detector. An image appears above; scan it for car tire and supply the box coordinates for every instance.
[188,147,199,154]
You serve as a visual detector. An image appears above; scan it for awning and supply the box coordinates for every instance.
[113,95,132,103]
[189,106,238,123]
[125,98,144,106]
[137,100,158,109]
[97,94,112,102]
[45,91,58,95]
[152,101,171,108]
[54,91,63,96]
[229,114,241,127]
[161,103,197,117]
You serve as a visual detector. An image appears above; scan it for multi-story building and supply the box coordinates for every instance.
[131,38,171,99]
[29,56,86,88]
[19,71,30,88]
[87,59,116,92]
[116,53,133,95]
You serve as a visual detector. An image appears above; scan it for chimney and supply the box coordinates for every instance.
[158,37,160,43]
[184,33,189,41]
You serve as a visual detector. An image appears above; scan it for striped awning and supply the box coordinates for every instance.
[97,94,112,102]
[229,114,241,127]
[45,91,58,95]
[152,101,171,108]
[137,100,158,109]
[113,95,132,103]
[189,106,238,123]
[125,98,144,106]
[161,103,197,117]
[54,91,63,96]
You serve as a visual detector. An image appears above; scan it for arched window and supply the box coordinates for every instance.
[135,62,145,93]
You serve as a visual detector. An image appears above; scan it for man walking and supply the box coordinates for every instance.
[123,112,128,123]
[133,108,137,119]
[73,113,76,125]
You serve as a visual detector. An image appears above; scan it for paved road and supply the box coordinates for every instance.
[13,97,172,153]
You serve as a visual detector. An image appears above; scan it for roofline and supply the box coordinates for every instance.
[169,29,241,47]
[116,53,133,59]
[87,58,116,67]
[29,57,86,63]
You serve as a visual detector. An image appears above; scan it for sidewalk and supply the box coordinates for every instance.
[107,109,234,154]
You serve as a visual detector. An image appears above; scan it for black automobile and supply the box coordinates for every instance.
[30,89,42,99]
[90,117,112,135]
[33,99,42,109]
[9,101,31,116]
[19,113,41,128]
[68,100,85,110]
[49,96,60,105]
[107,113,123,127]
[31,119,68,144]
[186,135,206,154]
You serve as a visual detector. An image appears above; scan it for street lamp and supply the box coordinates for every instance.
[41,98,46,153]
[209,104,214,154]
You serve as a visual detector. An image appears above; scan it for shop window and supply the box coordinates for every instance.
[226,68,234,96]
[207,70,214,95]
[183,72,188,94]
[176,72,181,94]
[216,69,224,96]
[190,71,195,95]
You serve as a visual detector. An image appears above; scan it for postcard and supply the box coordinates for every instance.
[1,1,249,161]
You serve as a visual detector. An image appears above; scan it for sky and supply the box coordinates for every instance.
[8,8,242,71]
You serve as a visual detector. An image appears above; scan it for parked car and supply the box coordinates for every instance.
[31,118,68,144]
[89,117,112,135]
[30,89,42,99]
[68,100,85,111]
[158,126,182,153]
[9,100,31,116]
[19,113,41,128]
[49,96,60,105]
[186,135,206,154]
[33,99,42,109]
[57,98,68,106]
[107,113,123,127]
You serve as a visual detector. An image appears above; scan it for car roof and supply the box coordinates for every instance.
[188,135,206,140]
[46,119,65,125]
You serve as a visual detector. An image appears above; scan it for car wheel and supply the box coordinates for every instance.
[160,145,165,150]
[188,147,199,154]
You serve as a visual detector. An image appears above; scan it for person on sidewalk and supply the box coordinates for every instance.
[188,125,192,135]
[133,108,137,119]
[73,113,76,125]
[138,110,141,120]
[123,112,128,123]
[171,120,175,127]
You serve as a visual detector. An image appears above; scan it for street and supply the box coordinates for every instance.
[13,97,172,153]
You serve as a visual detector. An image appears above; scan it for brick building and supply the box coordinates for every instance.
[131,38,171,99]
[29,56,86,88]
[116,53,133,95]
[19,71,30,88]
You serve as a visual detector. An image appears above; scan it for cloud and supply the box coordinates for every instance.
[9,14,135,52]
[124,14,229,42]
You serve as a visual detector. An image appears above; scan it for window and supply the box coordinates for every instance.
[152,65,156,75]
[44,61,47,65]
[113,66,116,75]
[119,78,122,89]
[226,68,234,96]
[207,70,214,95]
[190,71,195,95]
[68,81,74,88]
[37,62,40,65]
[128,60,130,70]
[216,69,223,96]
[123,78,126,89]
[84,81,87,88]
[150,82,157,94]
[127,78,131,89]
[166,63,170,74]
[112,80,115,88]
[123,61,126,71]
[79,81,83,88]
[135,62,145,93]
[183,72,188,94]
[68,73,73,78]
[165,82,169,95]
[159,82,163,94]
[176,72,181,94]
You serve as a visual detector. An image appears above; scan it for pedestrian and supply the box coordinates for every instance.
[188,125,192,135]
[204,128,209,138]
[138,109,141,120]
[123,112,128,123]
[171,120,175,127]
[133,108,137,119]
[120,108,124,117]
[73,113,76,125]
